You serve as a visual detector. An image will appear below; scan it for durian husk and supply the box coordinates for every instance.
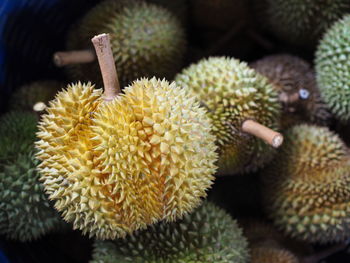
[66,0,186,88]
[90,201,250,263]
[262,124,350,243]
[36,79,217,239]
[175,57,281,175]
[251,245,300,263]
[251,54,331,129]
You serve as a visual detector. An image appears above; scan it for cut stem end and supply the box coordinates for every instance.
[53,50,95,67]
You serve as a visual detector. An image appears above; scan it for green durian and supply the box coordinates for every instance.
[315,15,350,122]
[175,57,282,175]
[0,151,63,241]
[251,54,331,129]
[90,202,250,263]
[9,81,62,112]
[147,0,188,25]
[64,0,186,88]
[0,112,37,160]
[262,124,350,243]
[257,0,350,47]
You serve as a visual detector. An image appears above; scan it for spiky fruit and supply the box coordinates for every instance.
[36,79,217,239]
[251,54,331,128]
[258,0,350,46]
[90,202,249,263]
[9,81,62,112]
[67,0,186,88]
[0,151,63,241]
[315,15,350,122]
[262,124,350,243]
[251,245,299,263]
[147,0,188,25]
[0,112,37,160]
[175,57,281,175]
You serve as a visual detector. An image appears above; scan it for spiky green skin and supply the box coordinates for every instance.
[67,0,186,88]
[0,112,37,160]
[315,15,350,122]
[262,125,350,243]
[251,54,331,128]
[9,81,62,112]
[175,57,281,175]
[0,152,63,241]
[260,0,350,46]
[147,0,188,25]
[90,202,249,263]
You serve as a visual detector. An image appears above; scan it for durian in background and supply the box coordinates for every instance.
[251,54,331,129]
[54,0,186,88]
[147,0,188,25]
[36,34,217,240]
[0,112,64,241]
[256,0,350,47]
[9,81,63,113]
[175,57,283,176]
[251,245,299,263]
[90,202,249,263]
[315,14,350,123]
[262,124,350,244]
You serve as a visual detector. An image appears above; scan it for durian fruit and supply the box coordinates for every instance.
[262,124,350,243]
[0,112,37,160]
[55,0,186,88]
[315,15,350,122]
[90,202,250,263]
[257,0,350,47]
[0,151,63,241]
[251,245,299,263]
[251,54,331,129]
[175,57,282,175]
[36,34,217,239]
[9,81,63,112]
[147,0,188,25]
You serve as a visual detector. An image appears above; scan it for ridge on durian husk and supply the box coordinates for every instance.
[0,151,64,241]
[0,112,37,160]
[67,0,186,88]
[315,15,350,122]
[36,79,218,240]
[90,201,249,263]
[175,57,281,175]
[9,81,62,112]
[251,54,331,129]
[262,124,350,243]
[251,245,299,263]
[256,0,350,47]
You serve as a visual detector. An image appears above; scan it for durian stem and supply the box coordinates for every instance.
[91,33,120,101]
[241,120,283,148]
[53,50,96,67]
[301,241,349,263]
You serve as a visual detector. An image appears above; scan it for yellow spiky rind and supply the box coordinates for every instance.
[262,124,350,243]
[67,0,186,88]
[251,54,331,128]
[36,79,217,239]
[251,245,299,263]
[175,57,281,175]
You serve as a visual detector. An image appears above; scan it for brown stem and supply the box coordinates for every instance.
[242,120,283,148]
[301,241,349,263]
[53,50,96,67]
[91,33,120,101]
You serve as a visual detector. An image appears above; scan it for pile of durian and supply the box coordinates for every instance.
[2,0,350,262]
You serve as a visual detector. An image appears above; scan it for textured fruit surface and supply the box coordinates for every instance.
[0,152,63,241]
[259,0,350,46]
[315,15,350,122]
[262,124,350,243]
[147,0,188,25]
[251,245,299,263]
[0,112,37,160]
[36,79,217,239]
[90,202,249,263]
[67,0,186,88]
[251,54,331,128]
[9,81,62,112]
[175,57,281,175]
